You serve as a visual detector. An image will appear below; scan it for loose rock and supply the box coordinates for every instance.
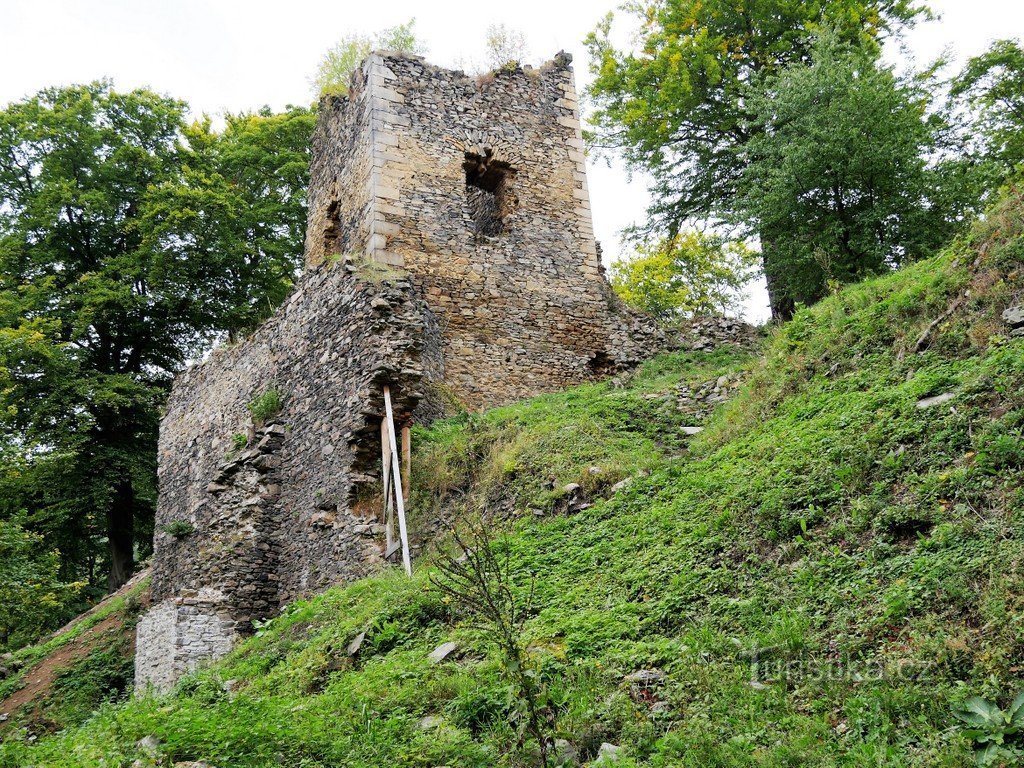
[916,392,956,409]
[428,641,458,664]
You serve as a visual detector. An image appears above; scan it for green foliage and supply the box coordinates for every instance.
[248,388,283,424]
[144,105,314,340]
[378,19,425,56]
[483,24,528,72]
[734,35,972,307]
[0,82,311,597]
[585,0,929,316]
[46,640,135,729]
[952,692,1024,766]
[5,184,1023,768]
[312,35,372,97]
[953,39,1024,181]
[433,522,554,765]
[158,520,195,539]
[610,232,758,321]
[0,574,148,708]
[312,20,426,97]
[230,432,249,452]
[0,519,81,651]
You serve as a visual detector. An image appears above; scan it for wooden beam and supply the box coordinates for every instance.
[401,424,411,501]
[383,386,412,576]
[381,418,395,556]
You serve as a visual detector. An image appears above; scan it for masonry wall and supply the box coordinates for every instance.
[306,52,660,409]
[137,263,441,691]
[139,51,664,692]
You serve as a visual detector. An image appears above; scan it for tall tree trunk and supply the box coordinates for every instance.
[107,478,135,591]
[761,236,795,322]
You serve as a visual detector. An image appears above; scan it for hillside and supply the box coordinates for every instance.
[1,185,1022,767]
[0,572,149,741]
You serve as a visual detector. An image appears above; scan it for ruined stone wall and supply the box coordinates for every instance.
[139,51,664,692]
[305,52,660,409]
[137,263,441,691]
[304,75,375,268]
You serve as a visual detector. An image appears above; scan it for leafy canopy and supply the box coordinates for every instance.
[585,0,927,228]
[952,39,1024,179]
[0,81,311,603]
[311,19,427,97]
[611,232,757,321]
[733,35,959,306]
[585,0,929,316]
[0,517,82,651]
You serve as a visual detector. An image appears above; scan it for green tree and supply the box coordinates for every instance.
[143,106,315,339]
[952,39,1024,179]
[611,232,757,321]
[585,0,928,318]
[733,37,958,306]
[484,24,529,72]
[0,517,82,650]
[312,20,427,97]
[0,83,312,593]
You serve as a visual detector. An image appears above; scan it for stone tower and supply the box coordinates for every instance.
[134,52,658,692]
[304,51,655,407]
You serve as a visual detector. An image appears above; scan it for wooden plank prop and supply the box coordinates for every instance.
[382,386,412,575]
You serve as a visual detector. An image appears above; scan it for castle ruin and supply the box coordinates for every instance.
[135,51,660,692]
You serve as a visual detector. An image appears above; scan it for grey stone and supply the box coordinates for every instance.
[681,426,704,435]
[1002,304,1024,328]
[554,738,578,767]
[417,715,443,730]
[137,735,160,755]
[346,631,366,657]
[625,668,667,687]
[562,482,581,495]
[428,641,458,664]
[594,742,623,764]
[916,392,956,409]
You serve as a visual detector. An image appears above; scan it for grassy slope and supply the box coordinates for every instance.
[2,191,1023,767]
[0,573,148,739]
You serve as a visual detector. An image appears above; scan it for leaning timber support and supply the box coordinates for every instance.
[382,385,412,575]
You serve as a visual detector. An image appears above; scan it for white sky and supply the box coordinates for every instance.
[2,0,1021,323]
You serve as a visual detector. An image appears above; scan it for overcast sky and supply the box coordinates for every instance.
[2,0,1021,323]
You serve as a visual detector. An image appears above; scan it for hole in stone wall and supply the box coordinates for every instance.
[323,200,340,255]
[588,350,616,377]
[464,150,516,237]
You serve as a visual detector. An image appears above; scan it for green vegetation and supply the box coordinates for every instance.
[311,20,426,97]
[952,692,1024,766]
[483,24,529,72]
[0,575,148,706]
[248,389,284,425]
[3,181,1021,767]
[734,33,976,308]
[610,232,758,321]
[157,521,195,539]
[953,39,1024,180]
[0,520,81,651]
[585,0,931,318]
[0,81,312,616]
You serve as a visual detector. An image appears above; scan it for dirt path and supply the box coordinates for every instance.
[0,569,151,726]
